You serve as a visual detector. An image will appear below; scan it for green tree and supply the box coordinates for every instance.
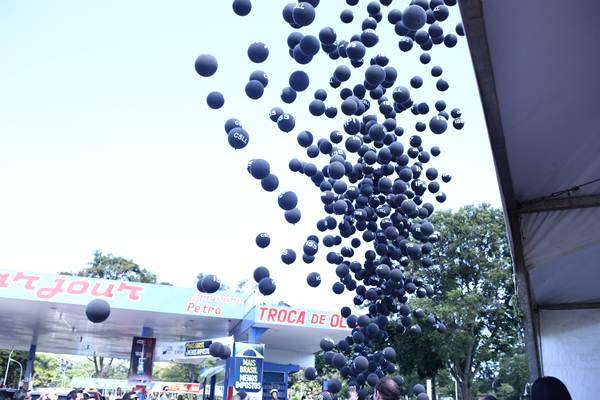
[32,354,61,388]
[154,359,215,383]
[63,251,165,378]
[0,349,28,388]
[389,204,523,400]
[65,250,158,283]
[494,351,528,400]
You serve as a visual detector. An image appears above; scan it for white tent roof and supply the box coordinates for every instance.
[459,0,600,398]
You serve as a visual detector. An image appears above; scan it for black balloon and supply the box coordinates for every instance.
[85,299,111,323]
[209,342,224,358]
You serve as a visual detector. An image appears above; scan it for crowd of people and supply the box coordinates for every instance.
[2,375,573,400]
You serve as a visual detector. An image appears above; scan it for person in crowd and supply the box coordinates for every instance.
[269,389,278,400]
[531,376,572,400]
[374,377,400,400]
[478,395,497,400]
[67,390,79,400]
[158,392,168,400]
[176,394,184,400]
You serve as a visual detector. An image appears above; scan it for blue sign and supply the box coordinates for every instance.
[233,342,264,400]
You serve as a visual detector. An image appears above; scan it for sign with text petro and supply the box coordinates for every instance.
[232,342,264,400]
[0,269,251,320]
[255,305,348,330]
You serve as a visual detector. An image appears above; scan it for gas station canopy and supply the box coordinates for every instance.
[459,1,600,399]
[0,269,349,367]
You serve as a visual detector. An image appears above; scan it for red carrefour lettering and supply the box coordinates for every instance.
[67,280,89,295]
[91,282,114,298]
[117,282,143,300]
[37,278,66,299]
[13,272,40,290]
[0,273,9,288]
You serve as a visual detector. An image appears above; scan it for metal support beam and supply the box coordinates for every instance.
[517,194,600,214]
[23,335,38,389]
[248,327,268,344]
[209,374,217,400]
[141,326,154,337]
[538,302,600,311]
[459,0,542,380]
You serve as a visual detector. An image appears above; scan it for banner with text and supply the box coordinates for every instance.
[0,269,250,320]
[232,342,264,400]
[155,336,234,362]
[128,336,156,384]
[255,305,348,330]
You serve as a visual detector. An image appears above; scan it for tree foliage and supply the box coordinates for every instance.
[0,349,28,388]
[65,251,158,284]
[32,354,61,388]
[388,204,524,400]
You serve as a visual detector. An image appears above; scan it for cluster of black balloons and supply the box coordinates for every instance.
[224,118,249,150]
[209,341,232,359]
[191,0,469,398]
[197,274,221,294]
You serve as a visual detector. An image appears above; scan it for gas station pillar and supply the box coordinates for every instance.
[23,332,38,390]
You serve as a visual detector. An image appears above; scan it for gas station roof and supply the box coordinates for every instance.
[0,269,348,365]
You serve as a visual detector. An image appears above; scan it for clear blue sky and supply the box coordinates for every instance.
[0,0,500,309]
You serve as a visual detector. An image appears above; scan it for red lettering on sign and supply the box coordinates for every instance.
[267,308,277,321]
[117,282,143,300]
[287,310,297,323]
[36,278,66,299]
[13,272,40,290]
[329,314,348,328]
[186,302,223,316]
[310,313,319,324]
[91,282,114,298]
[258,306,268,320]
[67,280,89,295]
[297,310,306,325]
[277,309,287,323]
[0,273,9,288]
[201,304,222,315]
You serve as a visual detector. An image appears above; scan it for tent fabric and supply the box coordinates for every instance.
[481,0,600,203]
[459,0,600,394]
[521,207,600,304]
[540,309,600,400]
